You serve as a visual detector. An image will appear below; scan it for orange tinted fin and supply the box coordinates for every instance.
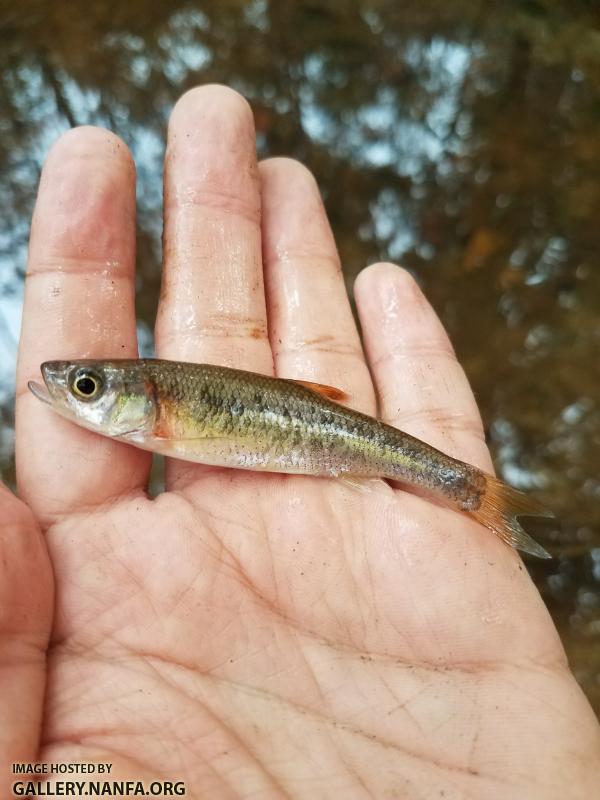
[470,475,553,559]
[290,379,350,403]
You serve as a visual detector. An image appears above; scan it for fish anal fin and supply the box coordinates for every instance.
[338,476,394,497]
[291,379,350,403]
[471,475,553,559]
[339,476,377,494]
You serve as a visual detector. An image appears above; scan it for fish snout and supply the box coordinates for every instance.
[39,360,72,401]
[41,360,71,383]
[28,361,69,405]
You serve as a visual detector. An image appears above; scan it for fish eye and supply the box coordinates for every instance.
[70,369,104,401]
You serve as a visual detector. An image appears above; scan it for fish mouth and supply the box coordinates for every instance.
[28,380,52,404]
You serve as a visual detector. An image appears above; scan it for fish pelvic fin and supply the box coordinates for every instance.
[470,475,553,559]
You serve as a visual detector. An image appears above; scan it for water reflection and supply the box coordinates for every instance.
[1,0,598,712]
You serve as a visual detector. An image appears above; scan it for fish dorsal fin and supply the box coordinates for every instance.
[289,378,349,403]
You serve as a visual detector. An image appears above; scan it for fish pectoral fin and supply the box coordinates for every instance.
[151,434,229,442]
[288,378,350,403]
[114,426,149,439]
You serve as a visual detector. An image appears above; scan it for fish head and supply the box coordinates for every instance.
[29,360,156,438]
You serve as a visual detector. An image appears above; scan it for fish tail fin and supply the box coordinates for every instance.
[471,475,553,559]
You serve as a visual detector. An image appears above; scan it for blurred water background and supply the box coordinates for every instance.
[1,1,599,713]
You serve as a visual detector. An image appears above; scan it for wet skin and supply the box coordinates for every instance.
[4,86,600,798]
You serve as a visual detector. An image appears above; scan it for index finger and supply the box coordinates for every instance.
[16,127,150,526]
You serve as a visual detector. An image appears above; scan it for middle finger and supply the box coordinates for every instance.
[155,86,273,487]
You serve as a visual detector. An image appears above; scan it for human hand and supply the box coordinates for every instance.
[4,85,599,798]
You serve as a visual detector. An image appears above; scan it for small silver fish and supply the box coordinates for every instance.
[29,358,553,558]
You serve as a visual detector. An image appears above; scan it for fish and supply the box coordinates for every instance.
[29,358,553,558]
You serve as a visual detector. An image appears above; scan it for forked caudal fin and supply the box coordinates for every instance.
[470,475,553,559]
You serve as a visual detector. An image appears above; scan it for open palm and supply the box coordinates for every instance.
[4,86,599,799]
